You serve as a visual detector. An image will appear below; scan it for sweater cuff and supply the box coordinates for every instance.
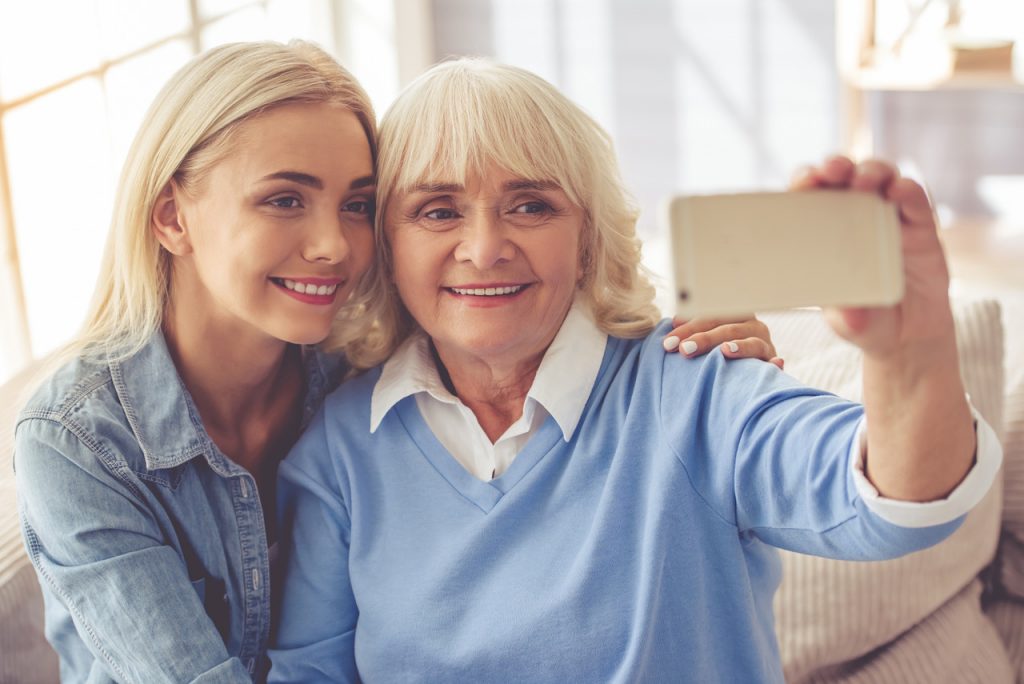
[849,398,1003,528]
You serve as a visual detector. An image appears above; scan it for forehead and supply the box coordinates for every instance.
[229,103,372,176]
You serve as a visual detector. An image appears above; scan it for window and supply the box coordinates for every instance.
[0,0,420,384]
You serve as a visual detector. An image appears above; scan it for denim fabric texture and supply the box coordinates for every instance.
[14,332,342,684]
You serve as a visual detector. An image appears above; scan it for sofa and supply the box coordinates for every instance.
[766,295,1024,683]
[1,294,1022,683]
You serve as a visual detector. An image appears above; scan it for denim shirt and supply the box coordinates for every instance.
[14,332,343,684]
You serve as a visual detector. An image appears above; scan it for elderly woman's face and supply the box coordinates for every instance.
[386,165,584,368]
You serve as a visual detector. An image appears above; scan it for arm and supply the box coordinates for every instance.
[15,419,251,684]
[793,157,974,501]
[268,414,358,684]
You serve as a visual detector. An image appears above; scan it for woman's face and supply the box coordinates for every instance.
[386,165,584,370]
[167,102,375,346]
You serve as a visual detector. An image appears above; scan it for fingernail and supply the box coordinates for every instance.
[663,335,680,351]
[726,342,739,353]
[681,340,698,355]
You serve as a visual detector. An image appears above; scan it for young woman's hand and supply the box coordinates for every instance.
[662,315,783,370]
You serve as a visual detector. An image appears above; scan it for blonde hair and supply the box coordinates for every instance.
[71,40,377,362]
[344,58,660,369]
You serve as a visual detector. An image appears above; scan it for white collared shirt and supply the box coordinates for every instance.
[371,301,606,481]
[369,302,999,527]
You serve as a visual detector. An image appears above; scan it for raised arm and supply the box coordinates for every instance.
[793,156,975,502]
[15,420,251,684]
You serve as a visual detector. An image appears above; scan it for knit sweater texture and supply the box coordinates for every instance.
[269,322,962,683]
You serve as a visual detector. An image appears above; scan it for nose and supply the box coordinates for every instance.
[301,210,352,265]
[453,209,514,270]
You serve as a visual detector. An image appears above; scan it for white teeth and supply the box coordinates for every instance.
[279,279,338,296]
[451,285,523,296]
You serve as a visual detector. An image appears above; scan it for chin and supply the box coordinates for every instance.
[274,324,333,347]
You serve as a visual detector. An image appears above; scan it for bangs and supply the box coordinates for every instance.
[380,61,587,207]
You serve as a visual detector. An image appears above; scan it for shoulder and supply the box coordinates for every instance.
[321,365,382,424]
[600,318,809,417]
[285,366,382,470]
[16,353,145,482]
[19,353,113,422]
[601,319,710,392]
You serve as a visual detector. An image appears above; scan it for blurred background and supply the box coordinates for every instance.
[1,0,1022,385]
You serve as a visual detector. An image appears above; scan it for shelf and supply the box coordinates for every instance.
[848,65,1024,91]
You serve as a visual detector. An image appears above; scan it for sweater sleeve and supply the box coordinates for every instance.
[269,409,359,684]
[658,348,963,561]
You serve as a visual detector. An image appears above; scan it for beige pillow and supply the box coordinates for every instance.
[764,299,1009,683]
[981,293,1024,680]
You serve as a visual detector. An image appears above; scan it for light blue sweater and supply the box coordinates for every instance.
[269,322,961,683]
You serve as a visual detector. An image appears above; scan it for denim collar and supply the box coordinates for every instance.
[109,331,342,472]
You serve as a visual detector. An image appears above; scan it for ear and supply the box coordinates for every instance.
[151,181,193,256]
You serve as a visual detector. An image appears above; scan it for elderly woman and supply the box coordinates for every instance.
[269,59,1001,683]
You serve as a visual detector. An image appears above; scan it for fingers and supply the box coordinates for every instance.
[666,316,756,343]
[718,337,780,364]
[790,155,855,190]
[793,156,933,235]
[850,159,899,194]
[662,317,777,361]
[886,176,935,227]
[791,156,903,197]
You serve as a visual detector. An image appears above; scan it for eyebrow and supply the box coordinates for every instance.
[258,171,377,190]
[504,179,559,192]
[409,179,560,193]
[411,182,462,193]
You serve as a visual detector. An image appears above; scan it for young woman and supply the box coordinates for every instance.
[269,59,1001,683]
[14,42,777,683]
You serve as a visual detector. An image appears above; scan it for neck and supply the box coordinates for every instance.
[433,342,545,443]
[162,297,297,438]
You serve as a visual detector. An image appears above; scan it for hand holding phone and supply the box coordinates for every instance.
[664,189,904,320]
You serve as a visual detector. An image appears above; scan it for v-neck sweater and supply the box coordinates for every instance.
[270,322,967,683]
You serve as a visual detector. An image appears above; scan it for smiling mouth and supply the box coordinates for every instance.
[447,285,526,297]
[270,277,339,296]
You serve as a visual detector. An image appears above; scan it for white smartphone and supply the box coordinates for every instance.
[662,190,904,319]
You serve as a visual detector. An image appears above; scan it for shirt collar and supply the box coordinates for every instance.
[370,300,608,442]
[110,331,341,471]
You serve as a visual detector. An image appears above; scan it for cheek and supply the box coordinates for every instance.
[537,235,582,287]
[390,233,437,291]
[392,248,424,299]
